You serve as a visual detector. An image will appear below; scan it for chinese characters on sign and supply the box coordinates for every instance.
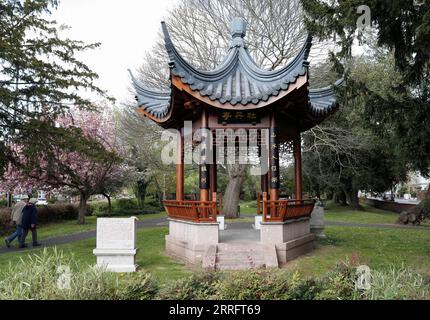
[270,128,279,189]
[218,111,261,124]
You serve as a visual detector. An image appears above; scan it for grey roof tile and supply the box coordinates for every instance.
[130,18,342,122]
[129,70,171,118]
[307,79,344,119]
[161,18,312,106]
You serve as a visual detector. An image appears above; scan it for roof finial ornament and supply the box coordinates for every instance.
[230,17,247,47]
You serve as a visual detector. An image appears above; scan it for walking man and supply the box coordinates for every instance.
[4,195,28,248]
[20,198,41,248]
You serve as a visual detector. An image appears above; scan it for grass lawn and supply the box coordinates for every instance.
[240,200,430,226]
[0,227,190,284]
[2,203,430,285]
[1,222,430,284]
[284,225,430,277]
[324,202,400,224]
[36,212,167,240]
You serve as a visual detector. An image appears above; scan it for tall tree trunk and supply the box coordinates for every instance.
[333,189,347,205]
[78,192,90,224]
[134,179,149,209]
[223,164,247,218]
[6,192,12,208]
[102,192,112,216]
[342,183,362,210]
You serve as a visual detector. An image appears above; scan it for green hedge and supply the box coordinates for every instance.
[0,204,78,236]
[88,198,161,217]
[0,199,7,208]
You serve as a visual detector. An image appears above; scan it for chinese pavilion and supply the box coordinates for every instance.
[131,18,340,269]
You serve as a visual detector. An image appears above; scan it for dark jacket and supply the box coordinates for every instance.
[21,204,37,229]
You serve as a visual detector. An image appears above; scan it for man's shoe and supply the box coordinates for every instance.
[19,244,27,249]
[33,242,41,247]
[4,239,10,248]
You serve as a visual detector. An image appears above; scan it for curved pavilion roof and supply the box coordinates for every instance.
[131,18,341,126]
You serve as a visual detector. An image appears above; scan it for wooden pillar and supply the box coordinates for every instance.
[261,174,269,194]
[209,145,217,200]
[199,109,210,202]
[294,132,303,201]
[257,191,261,215]
[218,193,223,215]
[176,128,184,201]
[259,129,269,196]
[269,113,279,201]
[262,192,268,222]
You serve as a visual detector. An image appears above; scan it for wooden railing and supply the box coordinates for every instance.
[163,200,218,223]
[262,199,315,222]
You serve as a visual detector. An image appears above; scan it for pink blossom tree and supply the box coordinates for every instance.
[1,107,138,224]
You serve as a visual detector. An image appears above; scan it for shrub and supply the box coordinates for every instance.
[117,272,158,300]
[419,195,430,219]
[214,270,288,300]
[315,263,358,300]
[114,198,139,211]
[157,272,220,300]
[214,270,321,300]
[89,201,110,216]
[0,248,158,300]
[144,196,162,210]
[89,199,147,217]
[0,199,7,208]
[0,248,118,300]
[0,204,78,236]
[364,265,430,300]
[36,204,79,223]
[0,208,13,236]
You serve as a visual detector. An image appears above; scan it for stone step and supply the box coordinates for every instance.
[203,242,279,271]
[216,252,264,258]
[216,258,266,265]
[215,262,267,271]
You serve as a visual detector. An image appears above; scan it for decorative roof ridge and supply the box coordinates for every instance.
[237,34,312,80]
[128,69,171,119]
[128,69,171,97]
[306,78,344,120]
[309,78,345,96]
[160,20,312,82]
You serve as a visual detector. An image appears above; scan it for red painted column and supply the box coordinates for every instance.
[209,143,217,200]
[176,128,184,201]
[294,133,303,201]
[199,109,210,202]
[260,129,269,196]
[269,113,279,202]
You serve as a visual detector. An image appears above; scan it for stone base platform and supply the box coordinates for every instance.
[93,248,137,272]
[165,219,219,266]
[165,218,315,269]
[260,217,315,265]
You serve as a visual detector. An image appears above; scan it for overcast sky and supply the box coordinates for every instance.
[52,0,177,104]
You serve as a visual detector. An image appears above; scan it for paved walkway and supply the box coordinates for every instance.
[1,217,429,255]
[0,218,168,255]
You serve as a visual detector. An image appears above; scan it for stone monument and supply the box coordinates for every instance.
[217,215,226,230]
[93,216,138,272]
[254,215,262,230]
[310,200,326,238]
